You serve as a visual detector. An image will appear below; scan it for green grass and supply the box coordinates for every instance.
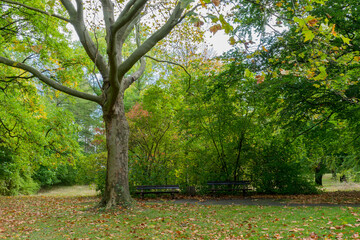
[1,178,360,239]
[322,174,360,192]
[36,185,98,197]
[0,195,359,239]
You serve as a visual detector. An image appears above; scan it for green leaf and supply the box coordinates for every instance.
[340,35,351,45]
[219,14,233,34]
[314,66,328,80]
[244,68,254,78]
[303,30,315,42]
[181,0,194,8]
[293,17,306,28]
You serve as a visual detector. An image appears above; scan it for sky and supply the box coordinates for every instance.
[206,30,233,56]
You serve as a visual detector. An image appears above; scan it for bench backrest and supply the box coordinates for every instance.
[207,181,251,185]
[136,185,180,190]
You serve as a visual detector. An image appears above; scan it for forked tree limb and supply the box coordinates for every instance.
[0,56,103,104]
[60,0,109,79]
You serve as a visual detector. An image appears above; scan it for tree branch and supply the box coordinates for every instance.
[0,0,70,22]
[144,55,192,90]
[123,23,147,90]
[112,0,146,34]
[0,56,102,104]
[290,112,335,143]
[60,0,109,80]
[117,2,185,80]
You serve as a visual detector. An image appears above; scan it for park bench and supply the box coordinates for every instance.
[135,185,180,198]
[207,181,252,196]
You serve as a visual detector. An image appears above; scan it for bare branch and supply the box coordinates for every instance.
[144,55,192,90]
[0,56,102,104]
[0,0,70,22]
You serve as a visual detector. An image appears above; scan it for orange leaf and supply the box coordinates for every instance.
[308,18,318,26]
[255,75,265,84]
[331,24,337,36]
[212,0,220,6]
[210,24,222,34]
[194,21,204,27]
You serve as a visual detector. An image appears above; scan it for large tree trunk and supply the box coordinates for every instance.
[101,95,132,208]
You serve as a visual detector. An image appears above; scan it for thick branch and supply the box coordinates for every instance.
[0,56,102,104]
[0,0,70,22]
[59,0,76,16]
[112,0,147,34]
[60,0,109,80]
[104,1,147,111]
[116,12,143,65]
[117,2,185,80]
[100,0,115,44]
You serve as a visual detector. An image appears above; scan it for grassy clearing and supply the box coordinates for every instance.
[36,185,98,197]
[322,174,360,192]
[0,196,359,239]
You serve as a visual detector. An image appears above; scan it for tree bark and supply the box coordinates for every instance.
[101,93,132,208]
[315,163,323,186]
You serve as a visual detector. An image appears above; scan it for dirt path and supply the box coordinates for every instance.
[166,198,360,207]
[141,191,360,207]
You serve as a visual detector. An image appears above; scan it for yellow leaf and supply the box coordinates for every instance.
[229,37,236,45]
[331,24,337,36]
[262,46,269,52]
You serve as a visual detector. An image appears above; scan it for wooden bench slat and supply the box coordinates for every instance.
[135,185,180,199]
[136,185,180,190]
[207,181,252,196]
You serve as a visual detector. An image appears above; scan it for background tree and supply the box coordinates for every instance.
[0,0,229,207]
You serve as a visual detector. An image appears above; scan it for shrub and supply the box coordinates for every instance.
[250,142,318,194]
[0,162,39,195]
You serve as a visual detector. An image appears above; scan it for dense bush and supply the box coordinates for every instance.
[77,152,107,195]
[250,142,318,194]
[33,161,92,188]
[0,147,39,195]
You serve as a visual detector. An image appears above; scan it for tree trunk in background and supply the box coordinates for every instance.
[101,95,132,208]
[315,163,323,186]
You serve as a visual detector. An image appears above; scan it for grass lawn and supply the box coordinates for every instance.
[322,174,360,192]
[0,195,360,239]
[1,177,360,239]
